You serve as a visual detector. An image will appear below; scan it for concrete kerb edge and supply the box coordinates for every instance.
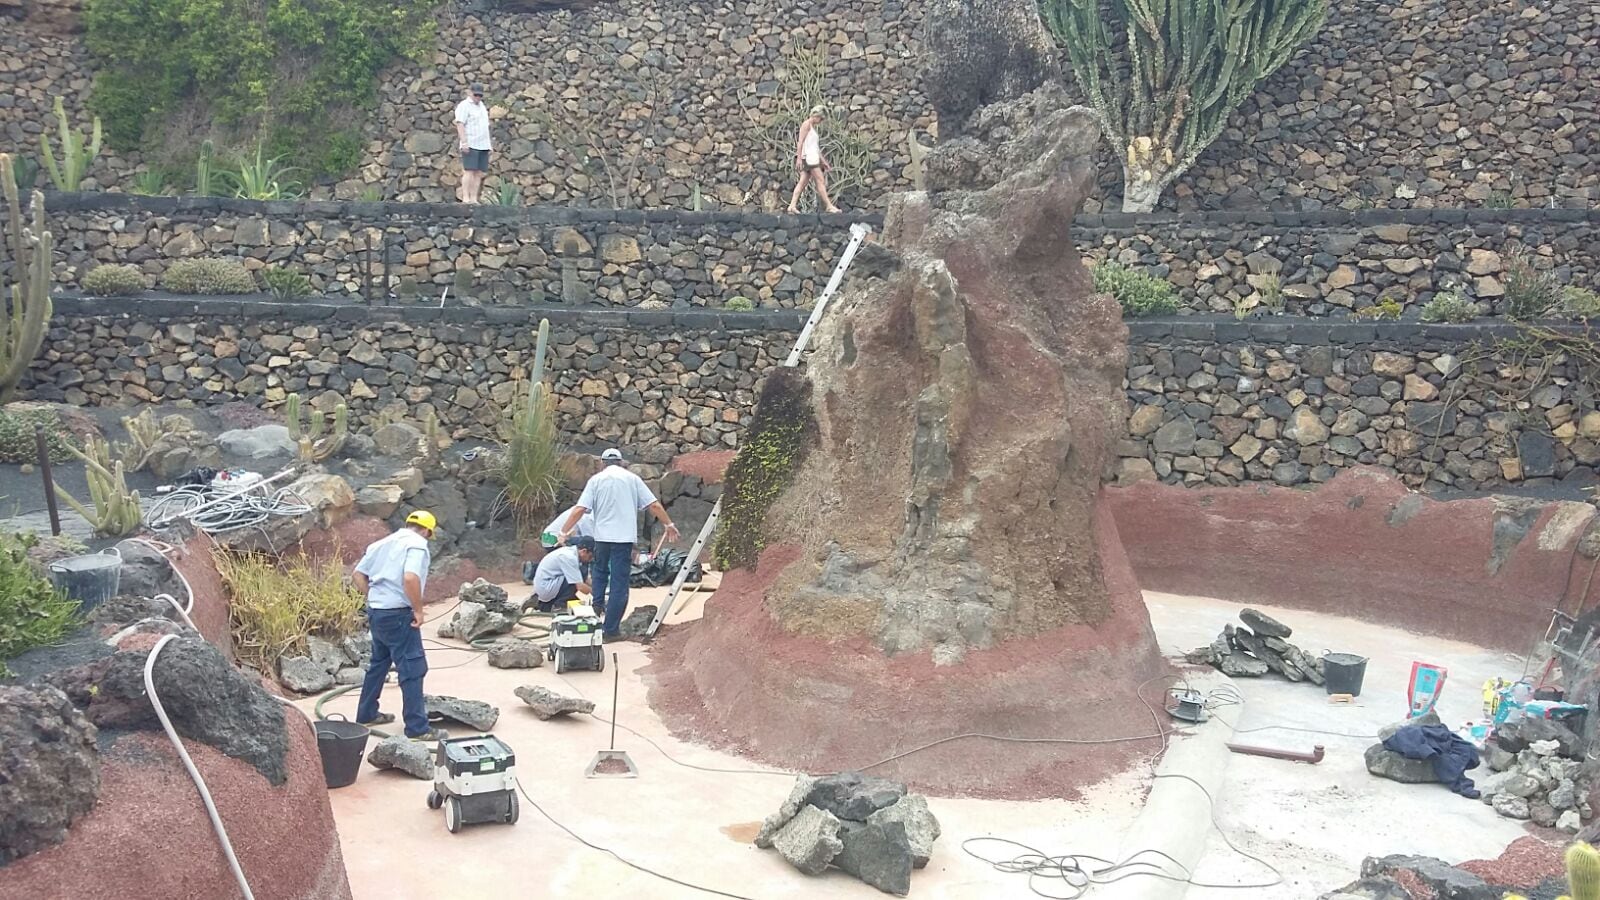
[1096,669,1241,900]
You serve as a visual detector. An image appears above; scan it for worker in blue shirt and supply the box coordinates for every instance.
[352,510,448,741]
[560,448,678,640]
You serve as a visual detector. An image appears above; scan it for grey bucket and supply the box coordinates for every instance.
[48,549,122,614]
[315,714,371,789]
[1322,652,1369,696]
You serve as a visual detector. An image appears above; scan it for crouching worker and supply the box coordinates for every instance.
[352,510,448,742]
[532,535,594,613]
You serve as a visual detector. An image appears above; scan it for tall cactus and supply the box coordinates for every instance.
[0,153,55,404]
[284,392,303,440]
[55,437,142,537]
[531,317,550,384]
[1041,0,1327,212]
[39,97,103,192]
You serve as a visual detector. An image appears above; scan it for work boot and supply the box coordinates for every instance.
[408,727,449,742]
[357,713,395,727]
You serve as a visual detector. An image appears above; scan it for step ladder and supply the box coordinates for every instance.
[646,222,872,637]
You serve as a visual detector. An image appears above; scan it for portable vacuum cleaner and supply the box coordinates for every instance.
[547,601,606,674]
[426,735,519,834]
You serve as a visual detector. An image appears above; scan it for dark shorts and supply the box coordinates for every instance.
[462,148,491,172]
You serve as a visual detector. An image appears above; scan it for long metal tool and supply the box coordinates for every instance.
[645,222,872,638]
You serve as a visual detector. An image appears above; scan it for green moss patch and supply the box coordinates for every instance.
[712,368,816,570]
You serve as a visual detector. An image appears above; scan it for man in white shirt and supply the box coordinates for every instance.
[532,536,594,612]
[561,448,679,639]
[453,83,493,204]
[351,510,447,741]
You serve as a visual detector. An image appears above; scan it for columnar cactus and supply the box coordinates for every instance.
[56,437,141,537]
[285,392,303,440]
[39,97,102,192]
[0,153,54,404]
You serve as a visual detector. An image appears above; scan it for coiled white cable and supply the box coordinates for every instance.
[143,634,256,900]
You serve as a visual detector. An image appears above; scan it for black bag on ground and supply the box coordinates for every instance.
[629,549,702,588]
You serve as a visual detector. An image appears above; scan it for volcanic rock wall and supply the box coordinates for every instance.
[2,0,1596,210]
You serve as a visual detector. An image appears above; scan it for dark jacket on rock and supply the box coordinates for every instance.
[1382,724,1481,798]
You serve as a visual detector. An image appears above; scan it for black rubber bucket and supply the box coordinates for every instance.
[315,714,371,789]
[1323,652,1369,697]
[48,549,122,614]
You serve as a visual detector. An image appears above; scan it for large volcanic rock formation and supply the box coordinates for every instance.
[649,86,1169,798]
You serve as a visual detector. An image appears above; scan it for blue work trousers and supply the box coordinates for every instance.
[592,541,634,636]
[356,606,430,737]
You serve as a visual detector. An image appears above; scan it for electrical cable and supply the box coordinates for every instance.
[144,634,257,900]
[513,779,758,900]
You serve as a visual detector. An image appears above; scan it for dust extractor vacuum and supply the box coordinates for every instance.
[426,735,519,833]
[547,602,605,674]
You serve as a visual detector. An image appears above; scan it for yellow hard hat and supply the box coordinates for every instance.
[406,510,438,532]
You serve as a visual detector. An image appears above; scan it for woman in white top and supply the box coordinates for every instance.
[787,105,842,214]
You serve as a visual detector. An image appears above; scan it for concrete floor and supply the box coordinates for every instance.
[304,583,1534,900]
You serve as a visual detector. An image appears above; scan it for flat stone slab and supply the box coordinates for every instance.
[486,639,544,669]
[366,736,432,779]
[514,685,595,719]
[423,694,498,731]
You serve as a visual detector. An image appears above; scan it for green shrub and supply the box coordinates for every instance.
[0,533,82,677]
[1563,286,1600,319]
[1419,291,1477,324]
[725,295,756,311]
[162,258,257,295]
[1093,261,1179,317]
[0,410,77,464]
[129,169,171,197]
[214,549,364,674]
[224,145,301,200]
[81,264,146,296]
[84,0,438,176]
[1353,297,1404,321]
[1503,247,1561,320]
[261,266,311,301]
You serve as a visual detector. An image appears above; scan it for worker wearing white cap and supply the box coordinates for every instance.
[561,448,678,639]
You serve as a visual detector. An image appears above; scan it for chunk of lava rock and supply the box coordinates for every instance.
[278,655,335,693]
[868,794,941,868]
[772,805,845,876]
[334,667,365,685]
[1496,717,1582,757]
[459,578,517,615]
[1239,608,1292,639]
[486,639,544,669]
[757,776,820,848]
[806,772,907,821]
[0,685,100,865]
[1559,810,1583,833]
[424,695,498,731]
[1219,651,1269,677]
[450,601,517,642]
[836,820,914,896]
[1364,743,1439,784]
[1230,628,1289,677]
[367,735,433,779]
[306,635,348,674]
[514,685,595,719]
[1360,856,1493,900]
[1483,743,1516,772]
[1491,793,1531,819]
[1318,874,1414,899]
[618,604,659,638]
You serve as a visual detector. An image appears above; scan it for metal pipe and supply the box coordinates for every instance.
[1226,742,1325,764]
[35,424,60,536]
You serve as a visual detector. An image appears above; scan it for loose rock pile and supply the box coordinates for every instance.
[277,632,372,694]
[1475,719,1592,832]
[439,579,522,643]
[756,773,941,896]
[1185,608,1326,684]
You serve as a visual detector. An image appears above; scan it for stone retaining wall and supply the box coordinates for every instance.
[26,299,1600,493]
[3,0,1596,211]
[45,193,860,309]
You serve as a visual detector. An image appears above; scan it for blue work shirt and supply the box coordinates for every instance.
[354,528,431,610]
[576,464,658,543]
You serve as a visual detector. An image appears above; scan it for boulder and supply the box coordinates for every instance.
[390,467,425,499]
[1364,743,1439,784]
[423,695,498,731]
[449,601,517,642]
[835,820,914,896]
[1239,608,1292,638]
[1495,718,1582,757]
[217,425,297,462]
[366,736,433,779]
[355,484,404,519]
[771,805,844,876]
[459,578,517,615]
[756,776,819,848]
[806,772,907,821]
[1360,856,1495,900]
[1529,800,1558,827]
[1218,651,1269,677]
[618,605,658,638]
[214,507,314,554]
[1491,793,1531,819]
[1559,810,1583,833]
[278,655,335,694]
[1318,875,1414,900]
[868,794,940,868]
[514,685,595,719]
[372,422,426,460]
[334,667,365,685]
[341,632,372,669]
[305,635,347,674]
[1377,710,1440,742]
[145,431,222,481]
[286,472,356,528]
[0,685,100,865]
[486,639,544,669]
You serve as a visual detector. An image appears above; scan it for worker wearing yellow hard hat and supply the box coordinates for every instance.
[350,509,443,741]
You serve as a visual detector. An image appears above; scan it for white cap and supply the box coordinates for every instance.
[601,448,624,461]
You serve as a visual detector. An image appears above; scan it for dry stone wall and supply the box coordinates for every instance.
[46,194,858,309]
[24,298,1600,493]
[1121,319,1600,493]
[3,0,1596,211]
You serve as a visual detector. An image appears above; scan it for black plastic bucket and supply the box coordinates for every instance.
[1323,652,1369,696]
[314,714,371,789]
[48,549,122,614]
